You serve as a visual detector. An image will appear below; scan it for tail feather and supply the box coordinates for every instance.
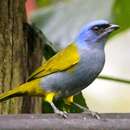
[0,87,24,102]
[0,82,31,102]
[0,79,43,102]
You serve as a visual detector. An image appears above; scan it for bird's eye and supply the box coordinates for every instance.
[92,26,99,31]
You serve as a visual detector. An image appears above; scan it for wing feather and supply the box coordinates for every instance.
[28,43,80,81]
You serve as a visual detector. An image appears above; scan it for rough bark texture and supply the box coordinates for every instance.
[0,113,130,130]
[0,0,43,114]
[22,23,44,113]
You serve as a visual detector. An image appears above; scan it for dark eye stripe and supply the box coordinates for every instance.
[93,24,110,30]
[92,24,110,33]
[100,24,110,28]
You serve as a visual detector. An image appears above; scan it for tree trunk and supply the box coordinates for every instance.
[0,0,44,114]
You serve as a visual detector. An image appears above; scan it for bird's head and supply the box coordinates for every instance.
[75,20,119,48]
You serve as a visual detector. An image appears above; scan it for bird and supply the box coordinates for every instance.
[0,20,119,118]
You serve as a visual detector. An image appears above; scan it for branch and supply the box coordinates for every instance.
[98,75,130,84]
[0,113,130,130]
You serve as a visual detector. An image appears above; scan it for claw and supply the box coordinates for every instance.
[83,110,101,119]
[49,102,68,118]
[73,102,100,119]
[90,111,100,119]
[56,110,68,118]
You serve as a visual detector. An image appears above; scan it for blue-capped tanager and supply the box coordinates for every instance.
[0,20,119,118]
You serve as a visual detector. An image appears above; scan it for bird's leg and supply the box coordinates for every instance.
[72,102,100,119]
[49,102,67,118]
[65,96,100,119]
[44,92,67,118]
[72,102,88,111]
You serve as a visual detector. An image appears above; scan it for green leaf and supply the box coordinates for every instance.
[112,0,130,32]
[37,0,68,7]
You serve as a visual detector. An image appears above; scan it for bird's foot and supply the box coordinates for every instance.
[72,102,100,119]
[55,110,68,118]
[83,110,100,119]
[49,102,68,118]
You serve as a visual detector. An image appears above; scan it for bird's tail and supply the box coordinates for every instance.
[0,84,27,102]
[0,88,21,102]
[0,79,41,102]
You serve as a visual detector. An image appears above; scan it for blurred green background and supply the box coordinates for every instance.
[26,0,130,113]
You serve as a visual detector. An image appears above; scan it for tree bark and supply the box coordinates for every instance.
[0,0,44,114]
